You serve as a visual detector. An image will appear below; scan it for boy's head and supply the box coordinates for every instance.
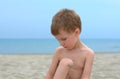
[51,8,82,36]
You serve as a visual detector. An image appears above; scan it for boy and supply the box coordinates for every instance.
[45,9,94,79]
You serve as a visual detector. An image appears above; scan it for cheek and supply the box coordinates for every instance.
[66,39,75,47]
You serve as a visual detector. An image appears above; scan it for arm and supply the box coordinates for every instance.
[45,50,60,79]
[81,51,94,79]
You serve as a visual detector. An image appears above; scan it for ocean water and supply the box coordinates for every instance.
[0,39,120,54]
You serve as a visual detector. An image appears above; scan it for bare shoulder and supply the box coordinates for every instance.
[87,48,94,55]
[53,46,65,58]
[83,46,94,58]
[56,46,65,52]
[55,46,65,53]
[86,48,94,61]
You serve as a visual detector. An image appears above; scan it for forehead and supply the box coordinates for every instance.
[55,30,73,38]
[55,31,68,38]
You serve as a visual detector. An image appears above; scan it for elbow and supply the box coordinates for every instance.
[45,75,52,79]
[81,77,90,79]
[81,76,90,79]
[45,71,54,79]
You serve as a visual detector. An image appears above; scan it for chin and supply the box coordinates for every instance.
[65,47,74,50]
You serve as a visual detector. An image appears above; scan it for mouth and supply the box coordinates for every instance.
[64,46,67,48]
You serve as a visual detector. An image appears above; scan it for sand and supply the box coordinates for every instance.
[0,53,120,79]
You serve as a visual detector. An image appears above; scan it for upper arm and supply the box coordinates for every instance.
[45,48,61,79]
[81,51,94,79]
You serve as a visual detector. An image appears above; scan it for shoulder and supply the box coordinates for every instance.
[87,48,94,55]
[56,46,65,51]
[80,42,94,56]
[53,46,65,57]
[82,46,94,58]
[85,48,94,60]
[55,46,65,53]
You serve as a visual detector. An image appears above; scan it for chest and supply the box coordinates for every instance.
[60,52,86,69]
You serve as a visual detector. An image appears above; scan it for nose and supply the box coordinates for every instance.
[60,42,65,46]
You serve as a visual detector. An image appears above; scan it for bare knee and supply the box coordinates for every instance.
[59,58,73,67]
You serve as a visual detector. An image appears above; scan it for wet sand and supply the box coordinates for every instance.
[0,53,120,79]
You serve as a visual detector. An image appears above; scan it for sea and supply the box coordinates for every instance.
[0,39,120,54]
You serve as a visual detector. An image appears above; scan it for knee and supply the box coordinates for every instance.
[59,58,73,67]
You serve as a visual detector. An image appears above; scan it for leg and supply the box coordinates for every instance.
[53,58,73,79]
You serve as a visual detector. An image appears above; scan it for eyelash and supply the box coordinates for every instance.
[57,38,67,42]
[61,38,67,41]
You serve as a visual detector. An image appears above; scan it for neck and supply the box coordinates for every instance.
[72,38,84,50]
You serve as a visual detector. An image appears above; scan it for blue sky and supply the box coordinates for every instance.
[0,0,120,39]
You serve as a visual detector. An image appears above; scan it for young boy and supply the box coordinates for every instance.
[45,9,94,79]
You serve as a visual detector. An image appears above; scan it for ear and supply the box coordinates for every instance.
[74,28,80,36]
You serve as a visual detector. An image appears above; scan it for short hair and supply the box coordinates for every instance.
[51,8,82,36]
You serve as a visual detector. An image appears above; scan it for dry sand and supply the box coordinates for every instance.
[0,53,120,79]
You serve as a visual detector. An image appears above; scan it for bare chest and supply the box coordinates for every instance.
[60,52,86,70]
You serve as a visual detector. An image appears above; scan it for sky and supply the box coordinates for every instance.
[0,0,120,39]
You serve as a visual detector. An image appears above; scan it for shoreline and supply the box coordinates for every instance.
[0,53,120,79]
[0,52,120,54]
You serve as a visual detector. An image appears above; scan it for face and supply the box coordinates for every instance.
[55,29,79,49]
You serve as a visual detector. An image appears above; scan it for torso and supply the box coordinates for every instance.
[58,47,88,79]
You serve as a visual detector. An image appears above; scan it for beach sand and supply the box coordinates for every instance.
[0,53,120,79]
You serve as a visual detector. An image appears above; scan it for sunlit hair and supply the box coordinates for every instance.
[51,8,82,36]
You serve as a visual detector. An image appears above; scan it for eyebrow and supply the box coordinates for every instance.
[61,37,67,40]
[58,37,67,41]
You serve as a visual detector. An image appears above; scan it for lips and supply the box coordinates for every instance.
[64,46,68,48]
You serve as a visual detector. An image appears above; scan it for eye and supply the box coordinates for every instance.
[61,38,67,41]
